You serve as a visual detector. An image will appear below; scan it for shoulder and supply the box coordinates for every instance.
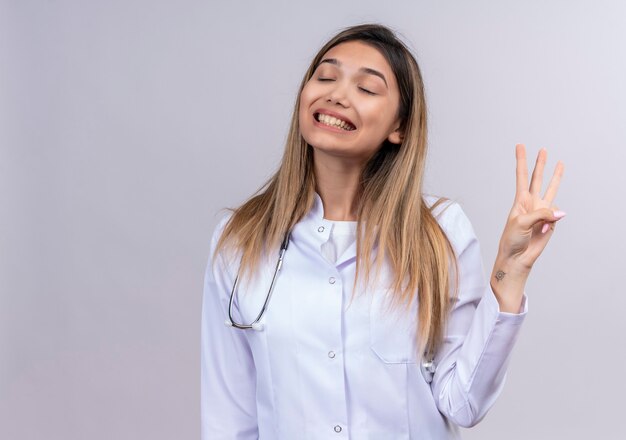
[423,195,478,254]
[210,210,234,246]
[207,210,239,268]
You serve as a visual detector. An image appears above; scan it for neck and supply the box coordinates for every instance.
[313,149,365,221]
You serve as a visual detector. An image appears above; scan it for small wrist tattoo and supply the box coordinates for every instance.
[495,270,506,282]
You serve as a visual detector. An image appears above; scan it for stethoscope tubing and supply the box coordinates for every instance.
[225,231,291,331]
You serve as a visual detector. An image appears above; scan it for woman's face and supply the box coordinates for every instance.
[298,40,403,162]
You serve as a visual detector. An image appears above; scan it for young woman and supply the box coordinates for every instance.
[201,23,565,439]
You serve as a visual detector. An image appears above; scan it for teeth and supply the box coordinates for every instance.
[316,113,354,131]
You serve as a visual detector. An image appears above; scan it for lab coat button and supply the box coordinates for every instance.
[334,425,342,433]
[329,277,336,284]
[318,226,325,232]
[328,350,336,359]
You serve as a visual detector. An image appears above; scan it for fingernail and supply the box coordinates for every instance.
[553,210,567,219]
[541,223,550,234]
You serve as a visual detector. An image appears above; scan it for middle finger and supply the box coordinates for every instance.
[529,148,547,196]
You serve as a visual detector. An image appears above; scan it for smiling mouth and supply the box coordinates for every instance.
[314,113,356,131]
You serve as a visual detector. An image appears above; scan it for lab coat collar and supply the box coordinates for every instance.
[293,191,361,267]
[294,191,333,244]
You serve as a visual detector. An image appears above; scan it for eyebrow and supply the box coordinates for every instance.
[317,58,388,88]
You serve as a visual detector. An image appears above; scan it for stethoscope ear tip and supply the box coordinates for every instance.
[420,360,436,384]
[224,319,233,327]
[251,322,265,331]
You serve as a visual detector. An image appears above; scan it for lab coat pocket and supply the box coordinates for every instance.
[369,289,418,364]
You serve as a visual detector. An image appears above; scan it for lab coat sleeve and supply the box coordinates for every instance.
[201,215,258,440]
[430,202,528,428]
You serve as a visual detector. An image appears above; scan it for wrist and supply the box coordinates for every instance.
[490,254,529,313]
[493,252,532,279]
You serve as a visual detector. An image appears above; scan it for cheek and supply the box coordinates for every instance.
[366,99,399,128]
[298,87,312,119]
[299,84,316,109]
[297,102,309,130]
[297,92,314,142]
[361,103,392,127]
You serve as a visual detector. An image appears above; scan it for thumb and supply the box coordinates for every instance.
[516,207,567,231]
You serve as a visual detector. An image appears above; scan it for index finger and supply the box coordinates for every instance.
[543,160,564,204]
[516,144,529,195]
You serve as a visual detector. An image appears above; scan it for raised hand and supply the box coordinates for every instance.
[498,144,565,270]
[490,144,565,312]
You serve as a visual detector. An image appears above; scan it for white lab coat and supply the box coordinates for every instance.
[201,193,527,439]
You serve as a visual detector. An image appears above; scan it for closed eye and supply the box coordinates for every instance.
[317,77,334,82]
[359,87,376,95]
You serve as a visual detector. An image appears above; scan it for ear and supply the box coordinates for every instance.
[387,122,404,145]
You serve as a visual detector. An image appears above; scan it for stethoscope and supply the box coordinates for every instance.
[224,231,291,332]
[222,229,437,383]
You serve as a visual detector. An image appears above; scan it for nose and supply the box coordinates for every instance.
[326,81,349,107]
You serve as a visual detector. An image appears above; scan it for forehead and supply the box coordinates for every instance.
[319,41,394,76]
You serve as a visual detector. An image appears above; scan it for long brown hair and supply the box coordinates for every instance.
[214,23,459,358]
